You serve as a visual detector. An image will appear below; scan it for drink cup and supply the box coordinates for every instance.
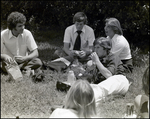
[126,103,134,116]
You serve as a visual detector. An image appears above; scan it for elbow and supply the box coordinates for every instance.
[107,73,112,78]
[105,72,113,78]
[34,49,39,58]
[36,51,39,57]
[63,47,68,53]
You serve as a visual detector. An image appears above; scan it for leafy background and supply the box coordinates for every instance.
[1,1,149,53]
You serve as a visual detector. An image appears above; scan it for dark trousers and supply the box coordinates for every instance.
[1,58,42,73]
[121,58,133,73]
[54,48,91,64]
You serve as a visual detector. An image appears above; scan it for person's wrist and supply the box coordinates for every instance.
[69,50,77,57]
[95,60,100,65]
[24,56,30,62]
[86,50,92,56]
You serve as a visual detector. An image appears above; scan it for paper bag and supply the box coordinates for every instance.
[5,61,23,81]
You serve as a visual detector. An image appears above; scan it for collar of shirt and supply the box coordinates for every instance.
[73,24,85,34]
[100,52,112,63]
[107,34,119,45]
[8,29,23,39]
[111,34,119,41]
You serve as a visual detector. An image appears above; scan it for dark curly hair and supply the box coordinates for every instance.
[7,11,26,30]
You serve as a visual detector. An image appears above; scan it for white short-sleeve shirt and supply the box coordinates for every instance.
[63,24,95,51]
[1,29,38,58]
[49,108,78,118]
[108,34,132,60]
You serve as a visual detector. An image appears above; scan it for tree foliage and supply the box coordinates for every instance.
[1,1,149,52]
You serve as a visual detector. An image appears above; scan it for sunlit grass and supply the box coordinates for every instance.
[1,31,149,118]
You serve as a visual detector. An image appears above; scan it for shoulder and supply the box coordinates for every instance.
[112,34,129,48]
[50,108,78,118]
[116,35,128,43]
[23,29,33,35]
[84,25,94,31]
[1,29,9,36]
[65,24,74,31]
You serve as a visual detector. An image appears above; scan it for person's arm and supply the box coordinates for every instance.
[1,32,13,63]
[63,43,75,56]
[15,49,39,63]
[90,52,112,78]
[63,27,77,56]
[1,54,13,63]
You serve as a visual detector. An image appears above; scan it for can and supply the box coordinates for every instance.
[126,103,134,116]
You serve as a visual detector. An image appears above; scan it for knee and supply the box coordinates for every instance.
[36,58,43,67]
[33,58,43,67]
[134,95,142,113]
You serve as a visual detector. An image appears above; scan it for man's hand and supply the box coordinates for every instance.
[1,54,13,63]
[73,50,86,58]
[90,52,100,63]
[15,56,27,63]
[78,50,86,58]
[99,37,108,41]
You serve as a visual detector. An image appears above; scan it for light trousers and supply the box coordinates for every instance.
[90,75,130,103]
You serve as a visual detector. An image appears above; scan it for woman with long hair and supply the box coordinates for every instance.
[49,79,97,118]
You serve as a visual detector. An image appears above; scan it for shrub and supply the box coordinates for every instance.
[130,44,149,67]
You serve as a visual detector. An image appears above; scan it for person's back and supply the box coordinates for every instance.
[110,34,131,60]
[104,17,133,73]
[49,79,97,118]
[50,108,78,118]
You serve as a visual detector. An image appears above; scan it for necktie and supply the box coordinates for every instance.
[73,31,82,50]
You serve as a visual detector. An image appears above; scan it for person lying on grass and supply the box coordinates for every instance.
[1,12,44,81]
[85,37,133,104]
[50,79,98,118]
[50,38,133,115]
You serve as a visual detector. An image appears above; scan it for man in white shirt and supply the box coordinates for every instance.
[1,12,43,79]
[54,12,95,63]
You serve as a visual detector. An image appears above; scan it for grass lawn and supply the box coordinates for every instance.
[1,31,149,118]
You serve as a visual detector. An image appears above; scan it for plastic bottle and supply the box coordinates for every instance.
[67,70,76,85]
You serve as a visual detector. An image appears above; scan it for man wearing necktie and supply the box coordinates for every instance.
[54,12,95,64]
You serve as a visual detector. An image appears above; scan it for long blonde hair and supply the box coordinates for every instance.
[64,79,96,118]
